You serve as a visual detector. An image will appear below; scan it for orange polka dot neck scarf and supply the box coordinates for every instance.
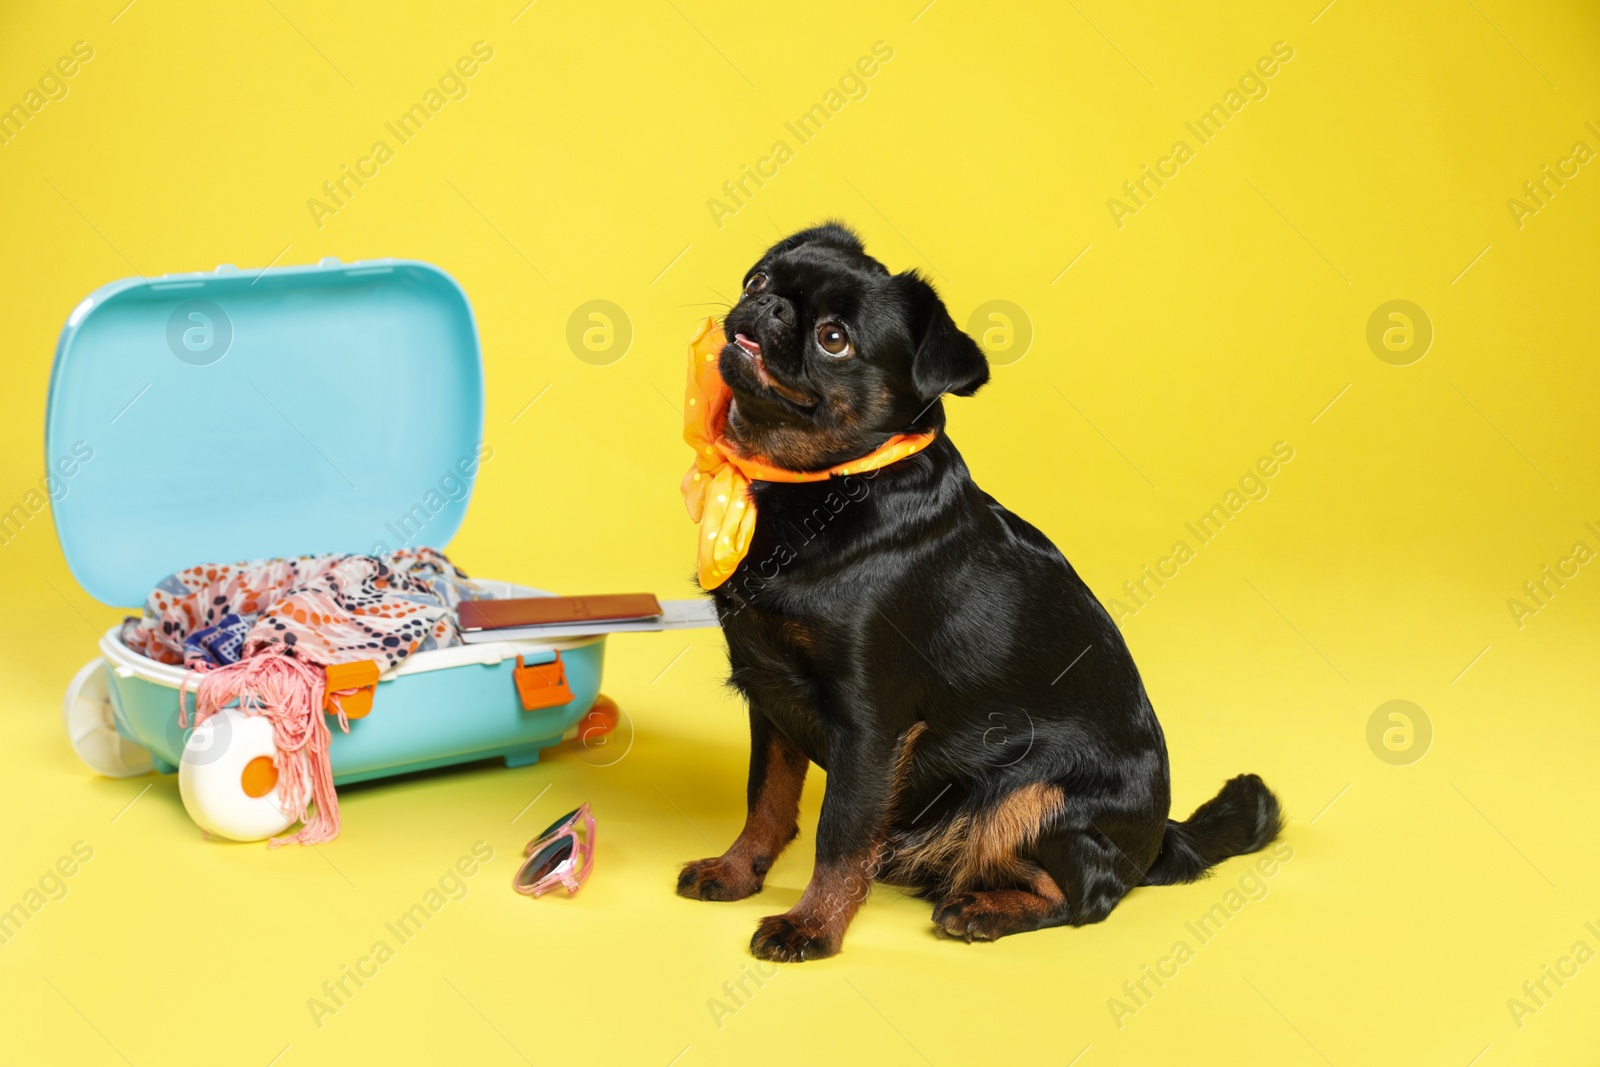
[679,318,936,589]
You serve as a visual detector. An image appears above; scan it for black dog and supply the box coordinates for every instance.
[677,223,1281,962]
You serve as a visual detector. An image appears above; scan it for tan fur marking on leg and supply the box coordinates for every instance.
[950,782,1066,893]
[725,734,807,865]
[1025,862,1067,904]
[887,721,928,808]
[880,811,970,884]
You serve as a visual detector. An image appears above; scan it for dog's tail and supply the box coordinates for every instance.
[1140,773,1283,886]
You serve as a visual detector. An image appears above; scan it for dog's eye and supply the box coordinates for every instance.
[816,322,852,357]
[743,272,767,295]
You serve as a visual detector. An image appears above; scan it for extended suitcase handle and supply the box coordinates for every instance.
[514,652,573,711]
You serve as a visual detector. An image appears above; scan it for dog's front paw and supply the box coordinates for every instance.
[750,913,838,962]
[677,857,761,901]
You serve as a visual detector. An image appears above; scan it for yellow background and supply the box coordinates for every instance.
[3,0,1598,1063]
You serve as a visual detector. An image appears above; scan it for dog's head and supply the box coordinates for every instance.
[718,223,989,471]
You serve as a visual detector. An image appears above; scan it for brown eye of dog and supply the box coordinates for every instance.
[744,272,767,295]
[816,322,852,357]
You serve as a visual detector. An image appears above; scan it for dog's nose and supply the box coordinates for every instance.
[757,294,796,328]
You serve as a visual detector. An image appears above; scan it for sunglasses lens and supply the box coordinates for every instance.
[535,806,582,842]
[517,836,574,890]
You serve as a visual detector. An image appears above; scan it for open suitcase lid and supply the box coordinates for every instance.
[45,258,485,608]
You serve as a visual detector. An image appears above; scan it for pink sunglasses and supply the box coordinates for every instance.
[513,803,596,897]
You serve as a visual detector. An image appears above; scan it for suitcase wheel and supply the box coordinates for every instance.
[580,695,621,739]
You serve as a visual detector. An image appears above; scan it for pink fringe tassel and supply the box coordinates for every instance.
[181,651,348,847]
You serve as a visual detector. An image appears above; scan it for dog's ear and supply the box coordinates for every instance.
[896,271,990,400]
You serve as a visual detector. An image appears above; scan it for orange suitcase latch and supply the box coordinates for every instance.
[324,660,380,720]
[514,652,573,711]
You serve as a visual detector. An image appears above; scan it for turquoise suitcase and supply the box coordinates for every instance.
[48,258,610,839]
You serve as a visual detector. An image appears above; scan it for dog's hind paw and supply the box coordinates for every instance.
[933,891,1062,942]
